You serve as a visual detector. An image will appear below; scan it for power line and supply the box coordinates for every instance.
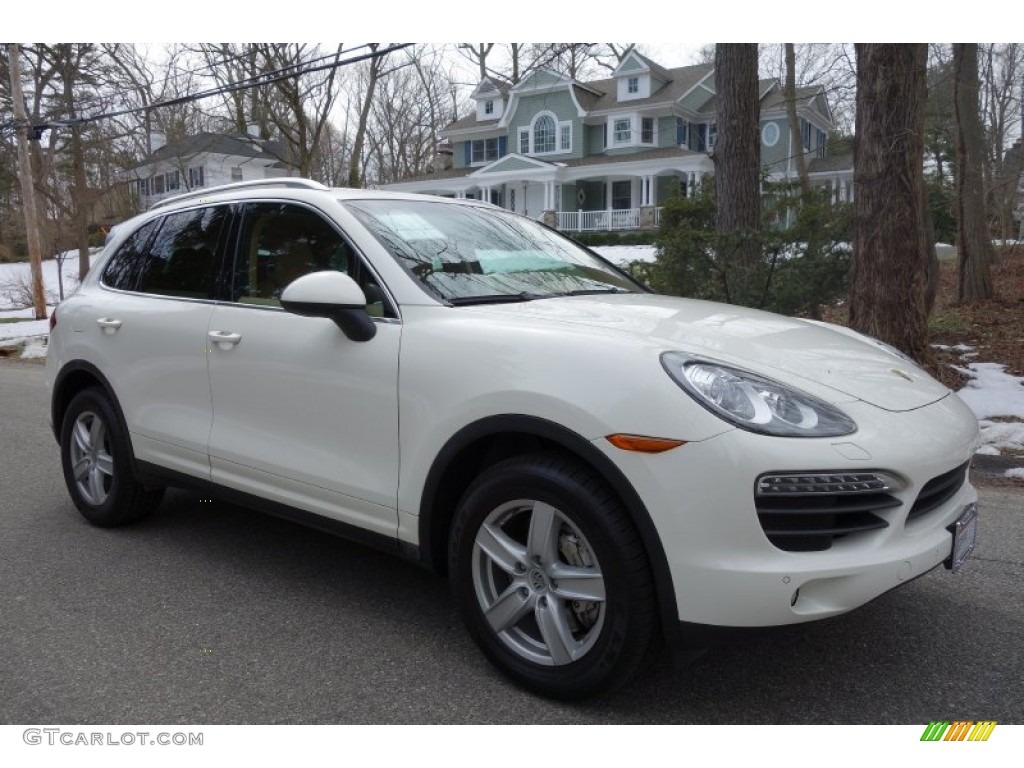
[23,43,411,139]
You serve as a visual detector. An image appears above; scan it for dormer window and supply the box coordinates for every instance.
[484,100,494,115]
[627,77,639,94]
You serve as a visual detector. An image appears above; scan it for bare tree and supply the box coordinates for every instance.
[349,44,389,188]
[954,43,994,302]
[849,44,932,363]
[979,43,1024,239]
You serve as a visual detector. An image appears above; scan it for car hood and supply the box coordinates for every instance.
[470,294,949,412]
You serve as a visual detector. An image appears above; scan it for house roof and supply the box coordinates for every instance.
[394,146,705,184]
[133,132,292,169]
[628,51,675,84]
[807,154,853,174]
[571,63,715,113]
[760,84,823,112]
[444,63,716,134]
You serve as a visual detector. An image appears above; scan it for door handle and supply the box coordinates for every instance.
[208,330,242,350]
[96,317,122,335]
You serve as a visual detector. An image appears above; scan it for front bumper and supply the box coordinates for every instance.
[596,393,980,628]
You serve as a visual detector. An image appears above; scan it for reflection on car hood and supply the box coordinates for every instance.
[473,293,950,412]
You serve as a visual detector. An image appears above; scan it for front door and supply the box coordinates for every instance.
[206,201,401,537]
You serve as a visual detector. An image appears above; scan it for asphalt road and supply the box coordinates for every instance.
[1,360,1021,724]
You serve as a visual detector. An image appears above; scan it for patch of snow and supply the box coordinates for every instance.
[20,337,48,359]
[955,363,1024,454]
[591,245,658,265]
[0,306,42,320]
[975,421,1024,453]
[0,249,100,310]
[1004,468,1024,479]
[0,318,49,341]
[955,362,1024,420]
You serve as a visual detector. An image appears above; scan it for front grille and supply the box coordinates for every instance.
[755,471,900,552]
[907,462,969,521]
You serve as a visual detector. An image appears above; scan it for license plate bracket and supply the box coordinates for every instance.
[946,502,978,573]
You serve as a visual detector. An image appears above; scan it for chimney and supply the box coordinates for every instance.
[435,139,453,171]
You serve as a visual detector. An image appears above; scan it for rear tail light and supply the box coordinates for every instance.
[49,306,58,332]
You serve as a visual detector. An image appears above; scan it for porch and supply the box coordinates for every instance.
[555,207,662,232]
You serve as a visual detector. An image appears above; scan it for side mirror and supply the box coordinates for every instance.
[280,271,377,342]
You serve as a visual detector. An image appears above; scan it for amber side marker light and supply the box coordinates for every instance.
[606,434,686,453]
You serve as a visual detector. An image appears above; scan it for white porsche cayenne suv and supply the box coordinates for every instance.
[45,178,980,698]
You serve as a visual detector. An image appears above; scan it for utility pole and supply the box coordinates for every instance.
[7,43,47,320]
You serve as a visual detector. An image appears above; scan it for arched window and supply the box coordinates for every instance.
[533,115,556,154]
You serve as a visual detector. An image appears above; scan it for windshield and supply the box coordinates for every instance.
[343,199,643,303]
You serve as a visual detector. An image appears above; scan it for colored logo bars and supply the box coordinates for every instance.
[921,721,997,742]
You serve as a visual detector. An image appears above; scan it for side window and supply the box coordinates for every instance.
[232,203,394,318]
[101,219,161,291]
[136,206,228,299]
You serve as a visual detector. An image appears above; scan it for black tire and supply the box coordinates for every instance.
[59,387,164,527]
[449,451,658,699]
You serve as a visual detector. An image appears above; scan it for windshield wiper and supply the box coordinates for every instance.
[447,291,541,306]
[555,287,634,297]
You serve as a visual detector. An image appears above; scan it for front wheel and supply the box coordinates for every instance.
[60,388,164,527]
[449,452,658,698]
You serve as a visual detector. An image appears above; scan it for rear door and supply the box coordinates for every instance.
[206,201,402,537]
[93,205,231,479]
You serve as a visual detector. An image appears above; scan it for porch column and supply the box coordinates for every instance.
[650,176,658,206]
[606,179,613,211]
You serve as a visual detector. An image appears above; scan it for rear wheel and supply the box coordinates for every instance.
[60,388,163,526]
[450,452,657,698]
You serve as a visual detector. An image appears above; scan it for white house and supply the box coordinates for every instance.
[129,132,296,210]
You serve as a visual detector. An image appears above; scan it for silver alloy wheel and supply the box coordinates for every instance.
[69,410,114,506]
[471,499,606,666]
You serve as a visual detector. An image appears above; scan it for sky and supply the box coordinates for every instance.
[7,2,1020,45]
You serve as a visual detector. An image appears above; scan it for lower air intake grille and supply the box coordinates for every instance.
[907,462,969,521]
[755,472,900,552]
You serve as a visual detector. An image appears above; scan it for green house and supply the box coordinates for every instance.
[385,50,853,232]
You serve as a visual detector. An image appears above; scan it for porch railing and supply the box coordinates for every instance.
[557,208,651,232]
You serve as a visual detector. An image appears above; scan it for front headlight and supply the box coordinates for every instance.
[661,352,857,438]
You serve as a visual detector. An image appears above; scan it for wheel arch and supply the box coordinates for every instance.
[418,414,680,634]
[51,361,131,454]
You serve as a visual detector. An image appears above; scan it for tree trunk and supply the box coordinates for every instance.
[849,44,931,364]
[714,43,762,306]
[953,43,994,302]
[7,43,47,320]
[784,43,810,194]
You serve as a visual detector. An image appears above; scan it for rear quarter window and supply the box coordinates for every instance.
[100,219,160,291]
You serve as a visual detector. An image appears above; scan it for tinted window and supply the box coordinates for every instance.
[101,220,160,291]
[137,206,228,299]
[231,202,394,317]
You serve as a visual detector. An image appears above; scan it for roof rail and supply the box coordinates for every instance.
[149,178,329,210]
